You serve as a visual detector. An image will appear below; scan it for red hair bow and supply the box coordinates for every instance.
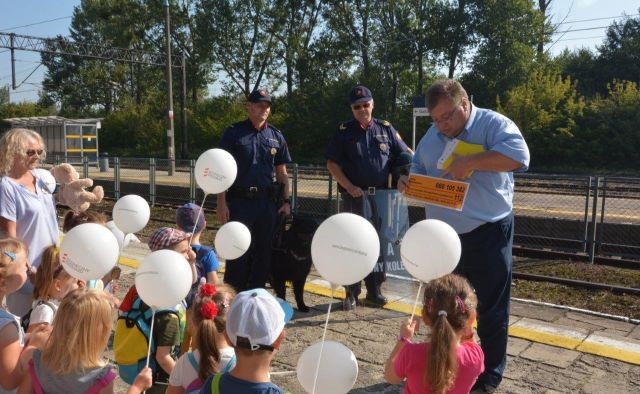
[201,302,219,319]
[199,283,216,297]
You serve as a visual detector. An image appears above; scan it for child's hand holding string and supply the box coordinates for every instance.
[400,318,420,341]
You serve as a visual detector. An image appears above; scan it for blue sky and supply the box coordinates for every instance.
[1,0,638,103]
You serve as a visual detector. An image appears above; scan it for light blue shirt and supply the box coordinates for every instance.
[411,105,530,234]
[0,172,59,294]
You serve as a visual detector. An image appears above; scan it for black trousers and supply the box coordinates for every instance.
[341,193,385,297]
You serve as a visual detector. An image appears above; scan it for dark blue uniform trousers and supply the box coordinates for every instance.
[224,197,277,292]
[455,213,514,388]
[341,194,385,297]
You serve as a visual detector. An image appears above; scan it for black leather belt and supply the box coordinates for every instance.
[227,186,277,200]
[339,185,389,196]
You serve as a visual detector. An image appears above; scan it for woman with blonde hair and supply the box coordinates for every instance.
[0,128,59,315]
[19,288,152,394]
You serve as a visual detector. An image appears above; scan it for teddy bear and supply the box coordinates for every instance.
[50,163,104,213]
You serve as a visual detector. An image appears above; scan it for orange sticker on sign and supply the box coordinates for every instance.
[404,174,469,211]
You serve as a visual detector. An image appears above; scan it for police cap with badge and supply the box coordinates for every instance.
[248,88,272,103]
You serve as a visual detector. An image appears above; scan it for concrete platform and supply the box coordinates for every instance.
[114,241,640,393]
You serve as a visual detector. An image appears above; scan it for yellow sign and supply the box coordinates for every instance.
[404,174,469,211]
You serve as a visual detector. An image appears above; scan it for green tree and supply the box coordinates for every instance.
[596,12,640,92]
[574,80,640,170]
[497,71,585,168]
[462,0,543,107]
[0,85,9,106]
[195,0,281,96]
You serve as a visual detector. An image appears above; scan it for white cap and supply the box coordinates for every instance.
[226,288,287,351]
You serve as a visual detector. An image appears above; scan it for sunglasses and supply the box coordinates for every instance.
[352,102,371,110]
[26,149,44,157]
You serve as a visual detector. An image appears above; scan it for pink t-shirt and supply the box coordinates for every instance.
[393,341,484,394]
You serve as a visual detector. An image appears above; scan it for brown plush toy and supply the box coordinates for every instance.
[50,163,104,213]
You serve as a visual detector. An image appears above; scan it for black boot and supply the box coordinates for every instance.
[364,270,387,307]
[342,284,359,311]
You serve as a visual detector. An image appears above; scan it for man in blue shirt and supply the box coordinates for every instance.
[326,85,411,310]
[399,79,530,394]
[216,89,292,292]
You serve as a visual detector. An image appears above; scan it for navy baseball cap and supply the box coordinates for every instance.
[349,85,373,104]
[248,88,272,103]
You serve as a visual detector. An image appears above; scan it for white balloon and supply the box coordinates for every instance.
[34,168,56,193]
[135,250,192,309]
[112,195,150,234]
[400,219,461,282]
[195,148,237,194]
[106,221,132,250]
[310,213,379,286]
[60,223,119,281]
[297,340,358,394]
[215,221,251,260]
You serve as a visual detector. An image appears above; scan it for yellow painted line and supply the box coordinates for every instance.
[118,256,139,269]
[65,135,96,139]
[508,326,583,349]
[578,334,640,364]
[66,148,97,153]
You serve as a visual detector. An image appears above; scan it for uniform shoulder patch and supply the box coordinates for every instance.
[339,123,347,131]
[382,120,391,126]
[269,124,283,134]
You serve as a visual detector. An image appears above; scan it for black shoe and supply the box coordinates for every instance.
[470,382,497,394]
[364,293,388,307]
[342,294,357,311]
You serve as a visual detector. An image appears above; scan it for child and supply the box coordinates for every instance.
[175,203,220,354]
[26,245,81,333]
[166,284,236,394]
[0,238,50,392]
[61,210,108,233]
[175,203,219,286]
[384,274,484,394]
[200,288,289,393]
[61,209,121,303]
[117,227,194,393]
[19,288,152,394]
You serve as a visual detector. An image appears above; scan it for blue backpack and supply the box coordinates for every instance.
[113,296,183,385]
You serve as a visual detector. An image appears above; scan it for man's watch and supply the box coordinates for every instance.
[282,198,291,204]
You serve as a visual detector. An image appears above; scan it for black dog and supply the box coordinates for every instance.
[271,214,319,312]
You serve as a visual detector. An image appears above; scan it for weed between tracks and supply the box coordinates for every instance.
[71,202,640,320]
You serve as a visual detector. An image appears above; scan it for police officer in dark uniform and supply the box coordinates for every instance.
[216,88,292,292]
[326,85,411,310]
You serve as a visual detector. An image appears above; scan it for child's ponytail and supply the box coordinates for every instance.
[192,283,237,380]
[423,274,477,393]
[193,299,220,381]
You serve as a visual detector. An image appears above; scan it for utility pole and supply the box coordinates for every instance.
[164,0,176,175]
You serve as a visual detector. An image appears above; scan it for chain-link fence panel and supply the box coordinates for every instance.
[112,157,153,202]
[597,176,640,260]
[292,165,337,219]
[513,174,592,254]
[153,159,194,206]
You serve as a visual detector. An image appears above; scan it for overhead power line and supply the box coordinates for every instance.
[554,25,610,34]
[558,13,639,25]
[0,16,72,33]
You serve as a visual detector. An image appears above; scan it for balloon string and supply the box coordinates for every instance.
[145,307,156,368]
[312,287,334,394]
[142,307,156,394]
[410,282,423,322]
[189,193,208,246]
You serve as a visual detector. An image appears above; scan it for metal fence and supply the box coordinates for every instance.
[43,156,640,262]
